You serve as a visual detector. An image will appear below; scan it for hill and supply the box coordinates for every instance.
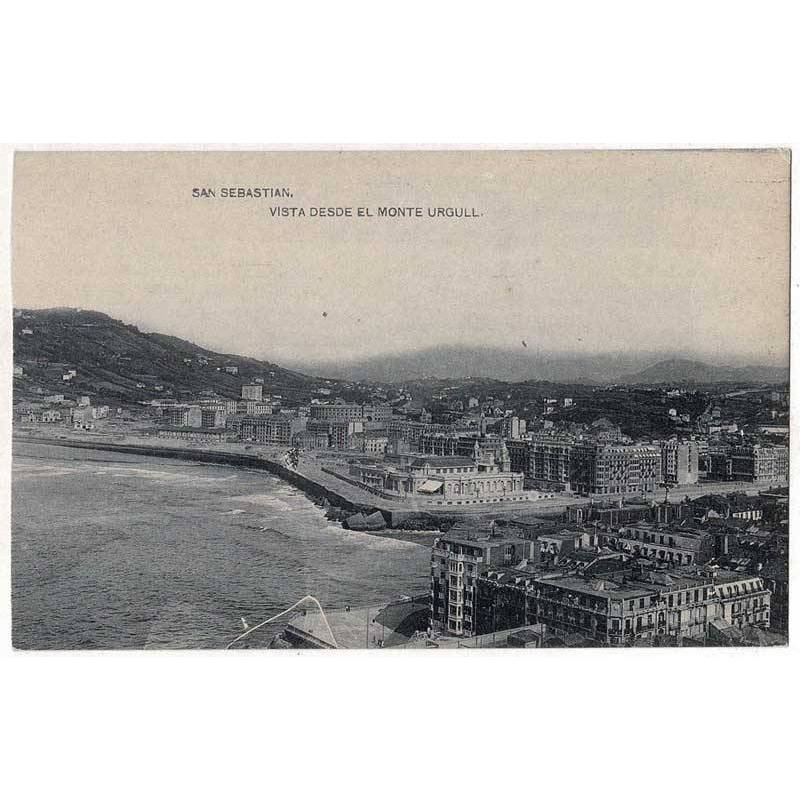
[12,307,326,405]
[286,346,788,386]
[619,358,789,385]
[285,345,658,384]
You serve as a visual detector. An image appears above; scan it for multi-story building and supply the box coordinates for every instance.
[510,436,662,496]
[347,442,528,505]
[430,524,535,636]
[158,428,226,444]
[292,429,332,450]
[527,435,573,489]
[572,442,661,496]
[304,419,365,450]
[712,569,772,630]
[200,408,226,429]
[310,403,392,425]
[505,439,531,475]
[760,560,788,635]
[597,523,715,567]
[161,405,202,428]
[660,439,699,485]
[361,433,389,455]
[502,416,526,439]
[239,414,306,446]
[706,448,734,481]
[731,444,789,484]
[236,399,274,415]
[483,566,771,646]
[416,432,460,456]
[241,383,263,401]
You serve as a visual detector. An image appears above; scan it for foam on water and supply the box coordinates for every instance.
[12,441,431,648]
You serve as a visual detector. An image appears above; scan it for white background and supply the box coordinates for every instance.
[1,3,798,799]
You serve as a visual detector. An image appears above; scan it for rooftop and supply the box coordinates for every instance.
[410,455,475,468]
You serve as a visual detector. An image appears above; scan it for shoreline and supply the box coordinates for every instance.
[12,433,443,547]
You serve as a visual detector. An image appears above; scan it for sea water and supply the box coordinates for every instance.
[11,442,431,648]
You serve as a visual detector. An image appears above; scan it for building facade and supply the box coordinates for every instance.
[660,440,699,485]
[430,525,536,636]
[239,414,306,446]
[731,444,789,484]
[476,567,771,646]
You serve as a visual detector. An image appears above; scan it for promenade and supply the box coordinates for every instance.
[13,430,787,531]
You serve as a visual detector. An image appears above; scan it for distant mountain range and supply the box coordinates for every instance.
[13,310,787,403]
[286,346,788,386]
[618,358,789,385]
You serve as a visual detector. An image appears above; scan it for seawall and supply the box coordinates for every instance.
[13,435,372,514]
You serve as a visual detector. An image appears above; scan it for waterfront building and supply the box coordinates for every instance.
[527,435,573,489]
[521,436,661,495]
[161,404,202,428]
[430,524,536,636]
[571,442,661,496]
[730,444,789,484]
[200,408,226,429]
[660,439,699,485]
[346,441,530,506]
[157,427,226,444]
[292,429,331,450]
[239,414,307,446]
[304,419,365,450]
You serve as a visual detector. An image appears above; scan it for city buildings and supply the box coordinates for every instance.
[239,414,307,446]
[430,524,536,636]
[596,523,715,567]
[574,442,661,496]
[158,428,226,444]
[304,419,365,450]
[200,408,226,429]
[473,563,770,646]
[660,439,699,485]
[516,437,663,496]
[161,405,202,428]
[731,444,789,484]
[310,402,392,426]
[345,441,532,505]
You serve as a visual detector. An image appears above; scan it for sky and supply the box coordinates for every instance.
[11,149,790,367]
